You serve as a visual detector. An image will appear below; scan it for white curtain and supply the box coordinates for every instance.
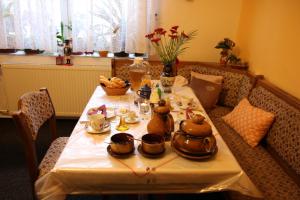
[125,0,158,54]
[0,0,157,53]
[71,0,158,53]
[0,0,60,52]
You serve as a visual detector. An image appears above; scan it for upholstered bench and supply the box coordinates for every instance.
[114,60,300,199]
[178,64,300,200]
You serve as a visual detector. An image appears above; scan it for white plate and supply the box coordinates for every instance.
[87,107,116,119]
[85,123,111,134]
[125,117,140,124]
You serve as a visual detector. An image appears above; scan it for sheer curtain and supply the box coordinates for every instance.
[0,0,60,52]
[71,0,158,53]
[0,0,157,53]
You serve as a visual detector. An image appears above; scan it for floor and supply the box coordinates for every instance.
[0,118,226,200]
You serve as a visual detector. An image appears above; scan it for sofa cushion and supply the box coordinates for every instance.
[249,85,300,175]
[208,108,300,200]
[191,71,224,84]
[222,98,275,147]
[190,76,222,110]
[178,65,253,107]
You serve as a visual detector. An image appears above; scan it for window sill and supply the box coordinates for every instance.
[0,52,111,66]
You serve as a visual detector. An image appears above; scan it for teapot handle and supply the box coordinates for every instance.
[204,137,215,153]
[179,120,185,131]
[167,114,175,132]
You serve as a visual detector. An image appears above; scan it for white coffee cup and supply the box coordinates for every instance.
[88,113,106,131]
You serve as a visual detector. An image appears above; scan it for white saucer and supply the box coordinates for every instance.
[125,117,140,124]
[85,124,111,134]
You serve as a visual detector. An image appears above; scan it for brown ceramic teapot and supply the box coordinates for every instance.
[147,100,174,140]
[172,114,216,155]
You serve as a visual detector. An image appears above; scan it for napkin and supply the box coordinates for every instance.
[173,75,188,87]
[87,104,107,118]
[186,108,194,119]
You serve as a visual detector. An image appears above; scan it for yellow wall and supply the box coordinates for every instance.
[158,0,242,62]
[236,0,300,99]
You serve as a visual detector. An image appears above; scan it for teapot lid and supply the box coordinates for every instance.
[154,99,170,114]
[180,114,212,137]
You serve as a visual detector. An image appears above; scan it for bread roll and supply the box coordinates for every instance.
[100,76,126,88]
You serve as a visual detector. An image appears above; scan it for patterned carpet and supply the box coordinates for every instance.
[0,118,226,200]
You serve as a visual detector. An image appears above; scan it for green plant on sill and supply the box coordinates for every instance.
[56,22,72,46]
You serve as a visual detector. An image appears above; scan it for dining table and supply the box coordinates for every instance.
[35,85,262,200]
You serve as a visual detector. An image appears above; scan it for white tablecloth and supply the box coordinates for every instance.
[35,86,262,200]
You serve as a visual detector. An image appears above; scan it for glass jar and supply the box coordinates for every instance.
[141,61,152,88]
[129,57,146,91]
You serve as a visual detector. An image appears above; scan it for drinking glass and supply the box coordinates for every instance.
[115,96,130,131]
[138,98,151,120]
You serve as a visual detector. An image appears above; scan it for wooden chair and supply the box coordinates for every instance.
[12,88,69,199]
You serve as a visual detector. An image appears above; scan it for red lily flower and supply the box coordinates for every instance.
[171,26,179,31]
[145,33,155,39]
[154,28,164,34]
[161,30,167,36]
[151,38,161,43]
[170,29,178,34]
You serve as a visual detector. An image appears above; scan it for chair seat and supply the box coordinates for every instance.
[39,137,69,177]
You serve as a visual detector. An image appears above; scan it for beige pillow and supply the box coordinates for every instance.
[190,76,222,110]
[191,71,223,85]
[222,98,275,147]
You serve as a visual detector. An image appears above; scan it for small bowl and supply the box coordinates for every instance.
[110,133,134,154]
[141,134,165,155]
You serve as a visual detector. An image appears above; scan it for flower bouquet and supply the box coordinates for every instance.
[145,26,197,77]
[145,26,196,93]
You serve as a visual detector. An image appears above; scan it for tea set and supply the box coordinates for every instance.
[85,89,217,160]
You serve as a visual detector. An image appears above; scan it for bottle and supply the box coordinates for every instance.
[129,57,146,91]
[149,84,161,104]
[141,61,152,88]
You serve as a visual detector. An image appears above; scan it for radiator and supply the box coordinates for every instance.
[1,61,112,117]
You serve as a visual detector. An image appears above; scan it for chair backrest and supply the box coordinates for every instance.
[12,88,57,188]
[114,61,164,80]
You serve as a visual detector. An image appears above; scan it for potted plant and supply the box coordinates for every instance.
[145,26,196,92]
[215,38,236,64]
[56,21,72,55]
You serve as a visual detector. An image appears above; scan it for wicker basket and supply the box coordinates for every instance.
[100,84,130,96]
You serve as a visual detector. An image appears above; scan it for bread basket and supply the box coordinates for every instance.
[100,84,130,96]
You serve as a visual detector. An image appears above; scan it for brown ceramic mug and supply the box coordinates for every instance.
[110,133,134,154]
[141,134,165,154]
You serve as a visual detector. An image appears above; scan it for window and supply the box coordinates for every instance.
[0,0,158,54]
